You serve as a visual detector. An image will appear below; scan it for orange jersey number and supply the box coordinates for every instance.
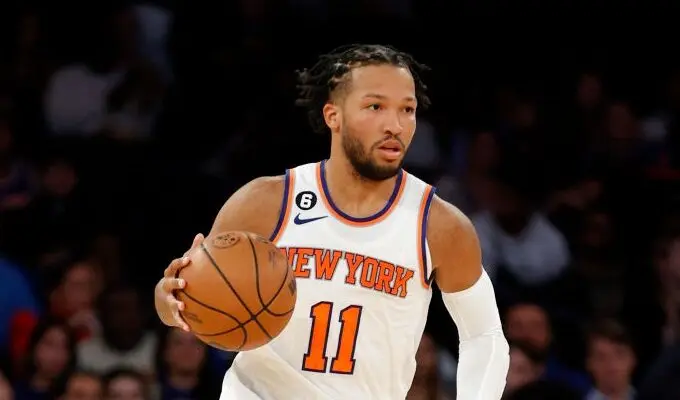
[302,301,363,374]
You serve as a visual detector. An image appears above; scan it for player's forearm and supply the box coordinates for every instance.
[441,270,509,400]
[456,330,509,399]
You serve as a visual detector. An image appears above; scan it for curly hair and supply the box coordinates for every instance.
[295,44,431,134]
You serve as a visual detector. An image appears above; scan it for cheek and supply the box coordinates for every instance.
[347,112,376,131]
[403,115,417,139]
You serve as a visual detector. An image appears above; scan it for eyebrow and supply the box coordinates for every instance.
[363,93,417,103]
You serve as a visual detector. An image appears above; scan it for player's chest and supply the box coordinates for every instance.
[278,244,421,301]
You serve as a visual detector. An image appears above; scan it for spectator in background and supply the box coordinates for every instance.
[637,337,680,400]
[598,101,642,169]
[77,285,156,377]
[504,341,546,397]
[0,256,40,365]
[103,368,148,400]
[472,163,570,288]
[18,156,90,267]
[402,116,441,182]
[437,130,500,214]
[504,302,590,395]
[545,175,604,241]
[14,319,76,400]
[45,258,101,342]
[566,207,626,319]
[658,233,680,346]
[43,4,163,139]
[505,380,582,400]
[54,371,102,400]
[85,233,123,290]
[406,333,453,400]
[584,319,637,400]
[155,327,220,400]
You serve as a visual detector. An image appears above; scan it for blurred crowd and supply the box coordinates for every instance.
[1,0,680,399]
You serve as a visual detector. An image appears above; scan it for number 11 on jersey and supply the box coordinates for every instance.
[302,302,363,375]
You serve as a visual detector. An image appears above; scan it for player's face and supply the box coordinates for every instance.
[337,64,418,181]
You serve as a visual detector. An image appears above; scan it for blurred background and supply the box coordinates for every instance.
[1,0,680,399]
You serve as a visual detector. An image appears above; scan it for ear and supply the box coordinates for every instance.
[322,103,340,132]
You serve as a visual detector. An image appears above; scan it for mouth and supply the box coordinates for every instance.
[376,140,403,161]
[378,139,404,154]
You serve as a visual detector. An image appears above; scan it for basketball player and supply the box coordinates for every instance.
[154,44,509,399]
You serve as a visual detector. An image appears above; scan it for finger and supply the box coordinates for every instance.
[183,233,205,257]
[172,310,190,332]
[166,294,189,331]
[164,257,191,277]
[192,233,204,249]
[161,277,186,293]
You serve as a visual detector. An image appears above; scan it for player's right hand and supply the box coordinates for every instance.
[155,233,204,331]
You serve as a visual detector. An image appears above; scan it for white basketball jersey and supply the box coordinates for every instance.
[221,161,436,400]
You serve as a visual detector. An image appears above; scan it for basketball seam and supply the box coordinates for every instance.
[201,241,274,341]
[247,236,296,317]
[177,289,248,349]
[178,288,291,337]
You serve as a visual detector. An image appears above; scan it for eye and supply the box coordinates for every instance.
[367,104,381,111]
[404,106,416,114]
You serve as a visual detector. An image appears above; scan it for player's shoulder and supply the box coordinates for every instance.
[425,195,482,283]
[241,175,286,196]
[427,195,476,248]
[231,175,288,214]
[209,175,285,238]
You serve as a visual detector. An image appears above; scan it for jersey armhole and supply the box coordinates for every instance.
[417,185,436,289]
[269,169,296,243]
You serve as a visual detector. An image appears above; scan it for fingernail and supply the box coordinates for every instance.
[178,279,186,288]
[195,233,202,241]
[178,301,185,310]
[182,257,190,264]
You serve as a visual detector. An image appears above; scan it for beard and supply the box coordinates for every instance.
[341,127,404,181]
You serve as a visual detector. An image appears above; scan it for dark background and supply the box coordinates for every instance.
[1,0,680,399]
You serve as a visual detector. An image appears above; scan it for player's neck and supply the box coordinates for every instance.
[324,157,399,216]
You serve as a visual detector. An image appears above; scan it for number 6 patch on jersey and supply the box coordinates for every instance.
[295,191,317,211]
[302,302,363,375]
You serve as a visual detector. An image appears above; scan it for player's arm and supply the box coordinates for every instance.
[428,196,510,400]
[154,176,285,330]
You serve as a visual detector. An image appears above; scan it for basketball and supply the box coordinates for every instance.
[175,231,297,351]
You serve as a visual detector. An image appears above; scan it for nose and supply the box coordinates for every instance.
[383,110,404,136]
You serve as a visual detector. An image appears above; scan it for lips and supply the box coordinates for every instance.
[378,139,403,152]
[376,139,403,161]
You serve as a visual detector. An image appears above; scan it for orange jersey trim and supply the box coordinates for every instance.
[315,160,406,227]
[417,185,436,289]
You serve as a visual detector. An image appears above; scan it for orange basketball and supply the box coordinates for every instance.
[175,231,296,351]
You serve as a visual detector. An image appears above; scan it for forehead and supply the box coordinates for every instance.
[346,64,415,98]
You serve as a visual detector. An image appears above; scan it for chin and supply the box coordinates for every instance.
[370,164,402,181]
[376,158,403,171]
